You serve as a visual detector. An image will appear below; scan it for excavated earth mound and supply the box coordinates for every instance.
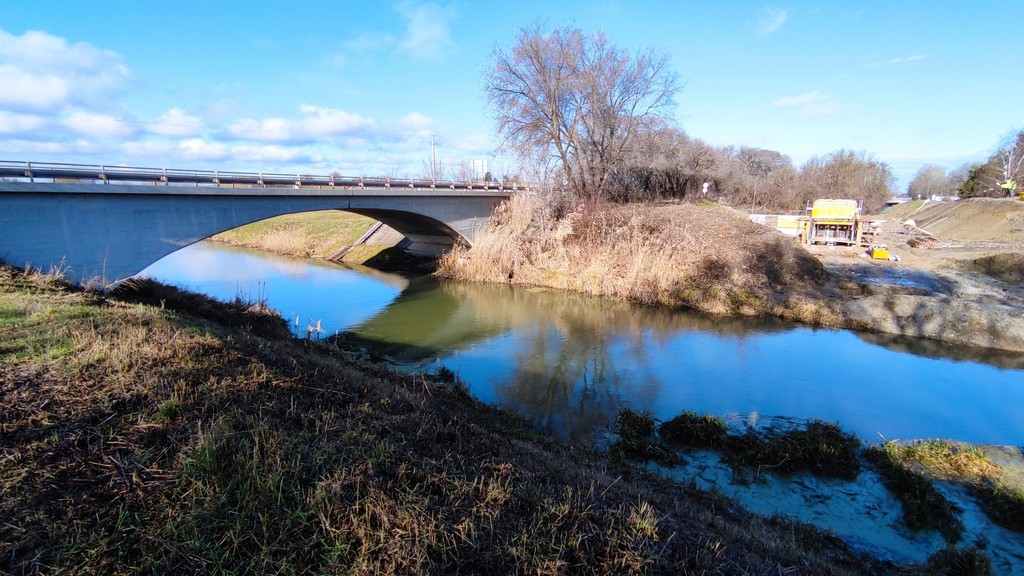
[898,197,1024,243]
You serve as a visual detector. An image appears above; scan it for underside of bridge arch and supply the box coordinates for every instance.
[342,208,466,256]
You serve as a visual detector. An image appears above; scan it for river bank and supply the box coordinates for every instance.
[435,195,1024,353]
[0,264,909,574]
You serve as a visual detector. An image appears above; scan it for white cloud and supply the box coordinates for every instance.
[773,91,829,107]
[64,110,135,138]
[755,7,788,36]
[397,112,435,137]
[0,139,73,155]
[796,102,840,119]
[150,108,204,137]
[178,138,231,161]
[452,133,492,153]
[228,105,376,142]
[232,144,304,163]
[0,27,130,112]
[0,65,68,110]
[299,104,376,136]
[173,138,307,165]
[121,139,175,157]
[0,111,44,134]
[395,1,456,61]
[228,117,295,142]
[326,3,454,67]
[864,54,928,68]
[329,32,395,68]
[773,91,839,120]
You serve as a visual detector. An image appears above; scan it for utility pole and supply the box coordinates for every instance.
[431,134,437,181]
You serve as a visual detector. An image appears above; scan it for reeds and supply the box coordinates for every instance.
[437,195,837,321]
[608,409,682,466]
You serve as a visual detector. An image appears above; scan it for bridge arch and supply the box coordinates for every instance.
[0,181,509,286]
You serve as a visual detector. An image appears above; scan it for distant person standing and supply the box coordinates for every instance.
[1001,178,1016,198]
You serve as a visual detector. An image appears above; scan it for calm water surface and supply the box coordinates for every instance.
[142,241,1024,446]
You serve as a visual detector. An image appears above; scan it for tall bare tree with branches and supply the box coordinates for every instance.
[486,26,679,204]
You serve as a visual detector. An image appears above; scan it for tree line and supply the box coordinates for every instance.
[485,25,898,215]
[908,130,1024,200]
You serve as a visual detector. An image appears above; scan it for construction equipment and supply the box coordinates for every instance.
[798,199,865,246]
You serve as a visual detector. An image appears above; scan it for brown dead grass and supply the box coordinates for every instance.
[438,195,839,323]
[0,264,890,574]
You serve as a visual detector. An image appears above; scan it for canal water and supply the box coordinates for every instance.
[141,241,1024,447]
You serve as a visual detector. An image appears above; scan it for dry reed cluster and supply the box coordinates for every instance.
[438,194,839,324]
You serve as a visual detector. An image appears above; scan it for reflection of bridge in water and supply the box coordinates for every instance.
[0,160,521,286]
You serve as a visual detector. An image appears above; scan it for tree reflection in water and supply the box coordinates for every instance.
[438,281,791,441]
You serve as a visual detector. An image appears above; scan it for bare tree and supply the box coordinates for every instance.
[993,130,1024,196]
[798,150,895,213]
[907,164,951,199]
[735,147,794,209]
[954,130,1024,197]
[486,26,680,204]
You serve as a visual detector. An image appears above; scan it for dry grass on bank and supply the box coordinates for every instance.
[438,194,839,324]
[0,265,890,575]
[212,211,376,259]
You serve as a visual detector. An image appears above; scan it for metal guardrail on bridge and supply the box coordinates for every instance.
[0,160,529,191]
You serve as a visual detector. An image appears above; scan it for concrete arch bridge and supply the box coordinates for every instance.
[0,161,520,286]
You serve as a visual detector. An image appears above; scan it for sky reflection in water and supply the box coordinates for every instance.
[143,241,1024,446]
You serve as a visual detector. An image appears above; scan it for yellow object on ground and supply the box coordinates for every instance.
[869,246,890,260]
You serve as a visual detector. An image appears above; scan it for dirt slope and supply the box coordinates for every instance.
[887,198,1024,243]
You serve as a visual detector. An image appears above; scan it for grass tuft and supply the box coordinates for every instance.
[725,420,861,481]
[864,442,964,543]
[609,409,682,467]
[659,412,860,481]
[924,546,993,576]
[879,439,1024,534]
[431,364,458,384]
[970,481,1024,532]
[659,410,728,448]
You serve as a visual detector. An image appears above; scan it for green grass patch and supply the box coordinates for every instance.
[864,442,964,543]
[880,439,1024,534]
[213,211,376,259]
[659,410,728,448]
[725,420,861,481]
[924,546,993,575]
[971,481,1024,532]
[659,412,860,481]
[0,263,916,574]
[609,409,682,467]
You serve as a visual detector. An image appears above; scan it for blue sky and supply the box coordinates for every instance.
[1,1,1021,190]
